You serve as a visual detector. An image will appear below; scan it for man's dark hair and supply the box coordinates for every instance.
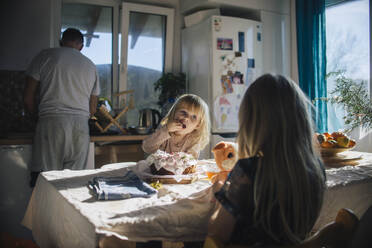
[61,28,84,44]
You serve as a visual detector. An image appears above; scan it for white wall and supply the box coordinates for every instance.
[290,0,299,82]
[260,10,291,77]
[0,0,55,70]
[349,127,372,153]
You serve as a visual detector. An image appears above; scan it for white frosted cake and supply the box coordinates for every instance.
[146,150,197,175]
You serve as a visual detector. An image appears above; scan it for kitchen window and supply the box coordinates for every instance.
[61,0,120,103]
[325,0,370,132]
[60,1,174,128]
[119,3,174,127]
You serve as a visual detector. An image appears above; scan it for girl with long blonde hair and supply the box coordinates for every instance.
[206,74,325,246]
[142,94,210,159]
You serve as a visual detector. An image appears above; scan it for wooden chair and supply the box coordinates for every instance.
[349,206,372,248]
[204,208,359,248]
[0,232,39,248]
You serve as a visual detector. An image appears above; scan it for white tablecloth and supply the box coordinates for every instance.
[22,162,216,248]
[22,152,372,248]
[314,151,372,229]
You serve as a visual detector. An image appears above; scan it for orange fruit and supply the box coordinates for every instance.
[321,139,337,148]
[331,131,346,139]
[336,136,350,148]
[206,172,217,179]
[323,132,332,139]
[348,139,356,148]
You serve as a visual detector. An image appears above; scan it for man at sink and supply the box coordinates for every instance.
[23,28,100,187]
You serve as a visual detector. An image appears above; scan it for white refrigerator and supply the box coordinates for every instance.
[182,15,263,158]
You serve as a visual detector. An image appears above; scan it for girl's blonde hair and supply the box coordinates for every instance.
[161,94,211,150]
[237,74,325,244]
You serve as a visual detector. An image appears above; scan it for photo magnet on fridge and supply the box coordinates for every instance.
[232,71,244,84]
[214,17,222,31]
[221,75,234,94]
[235,52,242,57]
[217,38,233,50]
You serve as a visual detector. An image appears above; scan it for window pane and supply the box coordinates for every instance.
[326,0,370,132]
[125,12,166,127]
[61,3,113,101]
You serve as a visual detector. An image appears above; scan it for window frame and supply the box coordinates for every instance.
[119,2,175,95]
[58,0,120,102]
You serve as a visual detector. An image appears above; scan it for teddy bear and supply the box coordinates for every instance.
[208,141,238,185]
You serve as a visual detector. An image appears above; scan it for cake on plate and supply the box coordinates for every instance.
[146,150,197,175]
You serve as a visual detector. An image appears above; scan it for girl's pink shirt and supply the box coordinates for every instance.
[141,125,201,159]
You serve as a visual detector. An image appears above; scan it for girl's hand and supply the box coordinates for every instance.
[167,120,184,133]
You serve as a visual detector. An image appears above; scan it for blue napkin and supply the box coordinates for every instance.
[88,171,157,200]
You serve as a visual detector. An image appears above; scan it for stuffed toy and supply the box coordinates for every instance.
[208,141,238,184]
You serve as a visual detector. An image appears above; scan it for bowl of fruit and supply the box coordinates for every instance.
[316,131,356,156]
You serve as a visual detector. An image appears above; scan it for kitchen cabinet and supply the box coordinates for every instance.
[0,142,93,240]
[0,145,33,239]
[0,134,145,241]
[0,135,147,170]
[91,135,148,168]
[94,142,145,168]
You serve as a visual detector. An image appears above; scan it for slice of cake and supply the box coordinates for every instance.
[146,150,197,175]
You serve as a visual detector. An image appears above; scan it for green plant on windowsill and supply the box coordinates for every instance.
[154,72,186,107]
[314,71,372,132]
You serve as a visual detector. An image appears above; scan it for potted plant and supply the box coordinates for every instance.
[154,72,186,115]
[326,71,372,132]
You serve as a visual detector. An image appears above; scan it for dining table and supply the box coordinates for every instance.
[22,151,372,248]
[22,160,216,248]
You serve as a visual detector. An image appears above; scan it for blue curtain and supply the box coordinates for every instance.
[296,0,328,133]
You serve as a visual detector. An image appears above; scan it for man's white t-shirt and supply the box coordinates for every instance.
[26,47,100,117]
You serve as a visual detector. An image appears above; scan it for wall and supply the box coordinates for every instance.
[260,10,291,76]
[0,0,55,71]
[290,0,299,83]
[0,71,37,135]
[350,127,372,153]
